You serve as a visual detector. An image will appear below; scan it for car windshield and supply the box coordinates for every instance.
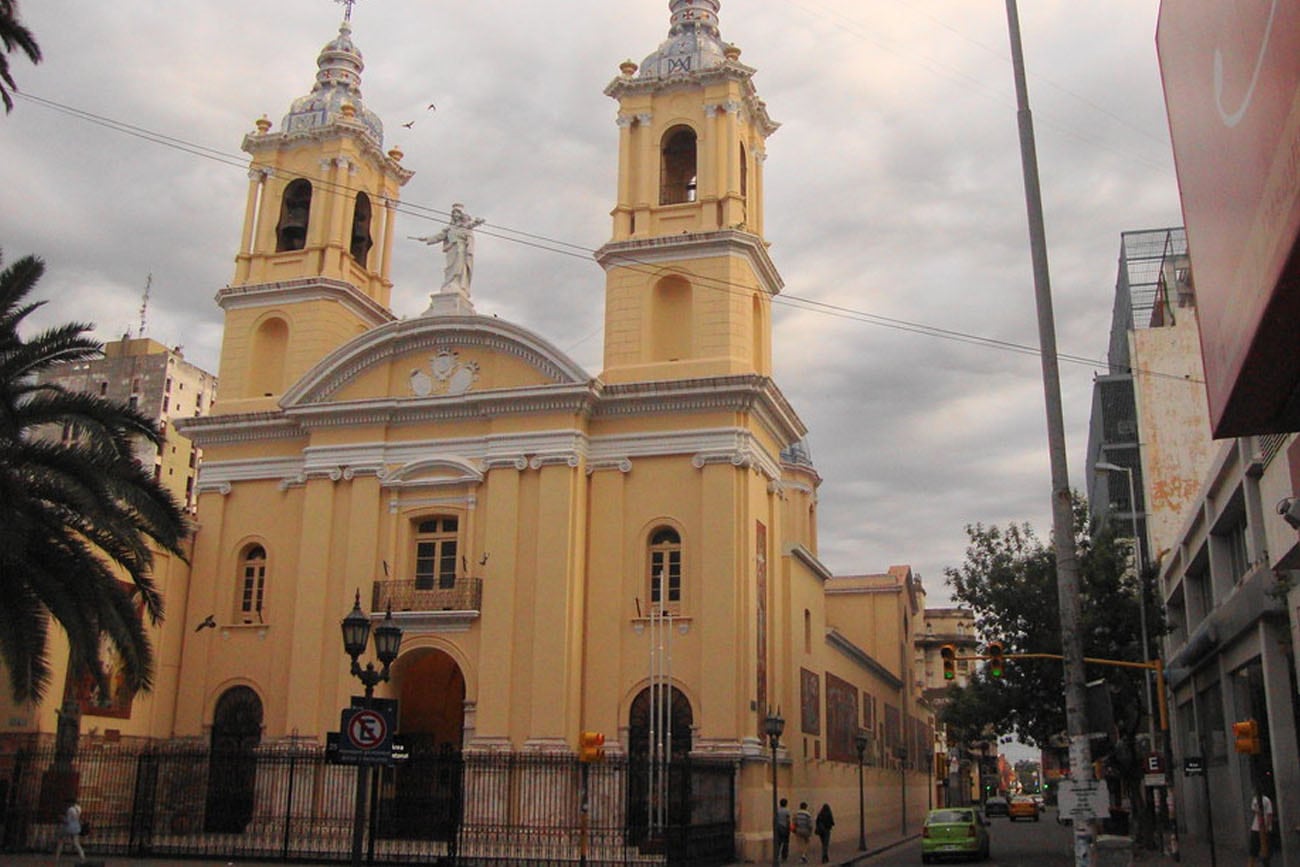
[929,810,974,825]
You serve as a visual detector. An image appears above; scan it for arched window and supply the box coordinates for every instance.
[415,517,459,590]
[350,192,373,265]
[238,544,267,623]
[648,526,682,609]
[275,179,312,251]
[660,126,697,205]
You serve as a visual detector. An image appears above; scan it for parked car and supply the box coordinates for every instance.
[921,807,991,863]
[1008,795,1040,821]
[983,796,1009,817]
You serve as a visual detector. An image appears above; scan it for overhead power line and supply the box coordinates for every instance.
[15,91,1200,385]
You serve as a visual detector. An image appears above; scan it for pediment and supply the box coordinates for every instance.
[382,456,483,488]
[282,315,591,407]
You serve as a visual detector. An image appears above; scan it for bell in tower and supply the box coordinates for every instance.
[212,11,413,414]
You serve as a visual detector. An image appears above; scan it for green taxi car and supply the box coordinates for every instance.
[921,807,990,863]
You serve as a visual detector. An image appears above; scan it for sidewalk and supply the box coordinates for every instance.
[723,829,920,867]
[4,833,923,867]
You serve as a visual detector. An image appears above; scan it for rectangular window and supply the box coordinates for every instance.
[415,517,459,590]
[650,549,681,604]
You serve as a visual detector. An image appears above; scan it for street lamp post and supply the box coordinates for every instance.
[1095,461,1154,743]
[855,729,869,851]
[763,709,785,867]
[341,591,403,867]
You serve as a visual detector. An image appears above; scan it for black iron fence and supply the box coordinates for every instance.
[0,741,735,866]
[372,578,483,613]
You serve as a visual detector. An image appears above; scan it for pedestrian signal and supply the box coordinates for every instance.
[1232,719,1260,755]
[986,641,1005,678]
[579,730,606,763]
[940,644,957,681]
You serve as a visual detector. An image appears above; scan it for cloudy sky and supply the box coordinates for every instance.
[1,0,1182,603]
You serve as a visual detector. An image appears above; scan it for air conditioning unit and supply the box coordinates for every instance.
[1277,497,1300,530]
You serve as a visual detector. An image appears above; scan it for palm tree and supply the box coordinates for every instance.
[1,0,41,113]
[0,250,189,704]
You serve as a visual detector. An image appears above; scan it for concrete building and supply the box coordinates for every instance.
[916,606,979,806]
[33,336,216,514]
[1083,225,1300,863]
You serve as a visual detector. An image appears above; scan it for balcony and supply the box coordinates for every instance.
[371,578,482,633]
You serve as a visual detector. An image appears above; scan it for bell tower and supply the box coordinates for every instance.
[597,0,781,385]
[214,11,413,414]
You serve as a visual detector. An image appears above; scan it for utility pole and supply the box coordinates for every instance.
[1003,3,1091,864]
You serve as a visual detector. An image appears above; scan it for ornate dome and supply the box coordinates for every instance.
[639,0,728,80]
[281,20,384,145]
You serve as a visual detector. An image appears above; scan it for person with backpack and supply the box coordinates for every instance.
[793,801,814,863]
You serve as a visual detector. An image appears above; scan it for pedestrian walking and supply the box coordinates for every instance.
[794,801,814,863]
[54,797,85,861]
[775,797,791,862]
[1248,792,1276,867]
[815,802,835,863]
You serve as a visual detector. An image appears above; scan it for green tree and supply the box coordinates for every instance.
[0,0,41,113]
[0,250,189,704]
[939,497,1165,842]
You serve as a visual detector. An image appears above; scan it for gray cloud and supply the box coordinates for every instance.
[1,0,1179,602]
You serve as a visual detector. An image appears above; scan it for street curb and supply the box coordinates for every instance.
[838,833,922,865]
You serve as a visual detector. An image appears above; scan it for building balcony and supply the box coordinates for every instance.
[371,578,482,633]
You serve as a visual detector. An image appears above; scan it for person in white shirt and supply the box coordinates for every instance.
[54,798,85,861]
[1249,793,1275,867]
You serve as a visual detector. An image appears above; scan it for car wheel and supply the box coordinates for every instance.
[921,854,932,864]
[1034,813,1040,822]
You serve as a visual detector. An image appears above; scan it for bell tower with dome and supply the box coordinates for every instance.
[598,0,781,386]
[214,11,414,415]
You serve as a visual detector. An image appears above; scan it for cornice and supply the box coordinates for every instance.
[785,544,834,582]
[826,628,903,690]
[216,277,396,329]
[595,375,806,448]
[604,63,779,138]
[177,412,304,447]
[243,127,415,184]
[594,229,784,297]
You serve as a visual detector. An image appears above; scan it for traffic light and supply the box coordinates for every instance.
[940,644,957,681]
[1232,719,1260,755]
[986,641,1005,678]
[579,730,606,763]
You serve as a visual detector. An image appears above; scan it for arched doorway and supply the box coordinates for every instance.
[627,685,693,846]
[379,649,466,842]
[205,686,263,833]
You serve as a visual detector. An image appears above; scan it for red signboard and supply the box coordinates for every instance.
[1157,0,1300,435]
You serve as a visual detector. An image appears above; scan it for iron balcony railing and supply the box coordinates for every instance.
[371,578,482,614]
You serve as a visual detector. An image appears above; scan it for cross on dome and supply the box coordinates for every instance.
[335,0,357,23]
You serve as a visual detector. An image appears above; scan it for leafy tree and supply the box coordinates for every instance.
[939,497,1165,842]
[0,0,41,113]
[0,250,189,703]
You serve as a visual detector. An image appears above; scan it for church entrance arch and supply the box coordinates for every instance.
[379,648,466,842]
[626,685,693,846]
[205,686,263,833]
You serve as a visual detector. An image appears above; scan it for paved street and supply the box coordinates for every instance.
[858,810,1075,867]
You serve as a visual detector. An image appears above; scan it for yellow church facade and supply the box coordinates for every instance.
[3,2,934,862]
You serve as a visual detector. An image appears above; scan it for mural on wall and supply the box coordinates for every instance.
[800,668,820,736]
[71,582,143,719]
[825,672,859,763]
